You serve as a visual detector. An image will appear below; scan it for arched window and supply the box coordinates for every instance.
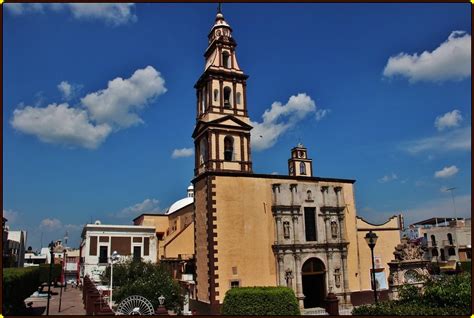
[213,89,219,102]
[201,87,206,113]
[447,233,453,245]
[306,190,312,200]
[223,87,231,108]
[236,92,241,105]
[199,138,208,165]
[222,51,230,68]
[300,162,306,175]
[430,235,436,246]
[448,247,456,256]
[224,136,233,161]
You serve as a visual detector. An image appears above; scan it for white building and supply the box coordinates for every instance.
[79,221,157,281]
[7,230,27,267]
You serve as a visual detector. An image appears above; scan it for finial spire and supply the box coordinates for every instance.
[217,3,222,14]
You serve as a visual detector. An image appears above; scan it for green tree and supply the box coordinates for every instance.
[101,260,184,313]
[353,273,471,315]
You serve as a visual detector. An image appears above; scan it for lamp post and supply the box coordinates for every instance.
[365,231,378,304]
[58,249,67,312]
[46,241,54,315]
[109,251,119,308]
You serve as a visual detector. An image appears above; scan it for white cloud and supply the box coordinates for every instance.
[315,108,330,121]
[81,66,167,129]
[378,173,398,183]
[11,103,112,149]
[251,93,318,151]
[115,198,162,218]
[11,66,167,149]
[434,165,459,178]
[40,218,62,231]
[400,126,470,154]
[57,81,82,101]
[3,209,19,224]
[434,109,463,131]
[383,31,471,82]
[172,148,194,158]
[5,3,136,26]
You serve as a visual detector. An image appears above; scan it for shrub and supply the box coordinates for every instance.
[102,260,184,313]
[221,286,300,315]
[39,263,62,284]
[3,267,40,315]
[353,273,471,316]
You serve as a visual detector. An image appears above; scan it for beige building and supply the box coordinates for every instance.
[190,10,402,314]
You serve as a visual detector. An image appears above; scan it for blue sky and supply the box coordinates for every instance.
[3,3,471,249]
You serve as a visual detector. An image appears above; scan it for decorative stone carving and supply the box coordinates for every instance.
[334,268,341,288]
[387,238,430,300]
[331,220,338,238]
[285,268,293,288]
[283,221,290,239]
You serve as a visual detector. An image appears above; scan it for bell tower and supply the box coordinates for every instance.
[192,9,253,176]
[288,143,313,177]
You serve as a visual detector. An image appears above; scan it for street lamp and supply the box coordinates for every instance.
[46,241,55,315]
[365,231,378,304]
[59,248,67,312]
[109,251,120,308]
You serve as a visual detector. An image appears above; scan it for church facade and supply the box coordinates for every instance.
[190,10,402,314]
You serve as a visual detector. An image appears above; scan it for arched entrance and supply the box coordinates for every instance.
[302,258,326,308]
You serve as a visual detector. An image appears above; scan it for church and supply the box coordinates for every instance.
[137,8,403,314]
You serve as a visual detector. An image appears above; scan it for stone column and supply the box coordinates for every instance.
[294,253,304,308]
[292,215,299,244]
[277,254,285,286]
[326,251,333,292]
[341,253,350,304]
[275,216,282,244]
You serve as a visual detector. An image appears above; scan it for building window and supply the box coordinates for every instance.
[222,51,230,68]
[466,250,472,259]
[199,138,208,165]
[223,87,231,108]
[133,246,142,262]
[99,246,108,264]
[430,235,436,246]
[201,87,206,113]
[236,92,241,105]
[300,162,306,175]
[214,89,219,102]
[440,249,446,261]
[230,280,240,288]
[304,207,317,241]
[447,233,453,245]
[306,190,312,200]
[224,136,234,161]
[448,247,456,256]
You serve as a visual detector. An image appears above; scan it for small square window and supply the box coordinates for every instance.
[230,280,240,288]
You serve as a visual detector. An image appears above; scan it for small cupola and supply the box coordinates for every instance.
[288,143,313,177]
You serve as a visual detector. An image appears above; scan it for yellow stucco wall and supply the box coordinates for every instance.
[213,176,277,302]
[354,216,401,291]
[164,221,195,259]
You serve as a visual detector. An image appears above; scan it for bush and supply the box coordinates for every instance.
[353,273,471,316]
[101,260,184,313]
[221,286,300,315]
[39,263,62,284]
[3,267,40,315]
[460,261,471,273]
